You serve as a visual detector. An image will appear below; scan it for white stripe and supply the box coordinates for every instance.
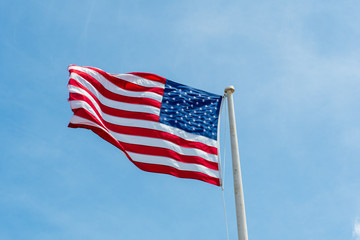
[70,115,106,130]
[111,73,165,88]
[69,66,164,102]
[69,115,121,146]
[68,84,160,116]
[109,130,218,163]
[128,152,219,179]
[70,100,104,124]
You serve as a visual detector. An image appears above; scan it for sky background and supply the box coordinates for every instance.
[1,0,360,239]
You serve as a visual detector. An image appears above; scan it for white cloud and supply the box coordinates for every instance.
[353,218,360,240]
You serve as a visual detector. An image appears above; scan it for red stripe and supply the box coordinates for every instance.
[72,66,165,94]
[70,69,161,108]
[70,107,107,130]
[68,122,131,160]
[72,109,218,170]
[68,120,219,186]
[133,162,220,186]
[128,72,167,84]
[68,107,128,155]
[119,141,218,170]
[68,80,160,122]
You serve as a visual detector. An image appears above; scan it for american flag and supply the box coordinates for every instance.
[68,65,223,186]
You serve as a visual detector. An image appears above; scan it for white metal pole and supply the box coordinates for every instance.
[225,86,248,240]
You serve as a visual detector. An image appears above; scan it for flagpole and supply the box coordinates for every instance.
[225,86,248,240]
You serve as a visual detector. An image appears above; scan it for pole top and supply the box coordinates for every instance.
[224,85,235,94]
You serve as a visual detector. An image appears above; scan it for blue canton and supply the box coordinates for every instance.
[159,79,222,140]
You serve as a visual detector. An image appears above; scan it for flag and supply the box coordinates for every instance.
[67,65,223,186]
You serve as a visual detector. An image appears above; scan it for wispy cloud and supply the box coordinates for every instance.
[354,218,360,240]
[82,0,96,40]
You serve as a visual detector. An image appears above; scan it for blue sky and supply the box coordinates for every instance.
[1,0,360,239]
